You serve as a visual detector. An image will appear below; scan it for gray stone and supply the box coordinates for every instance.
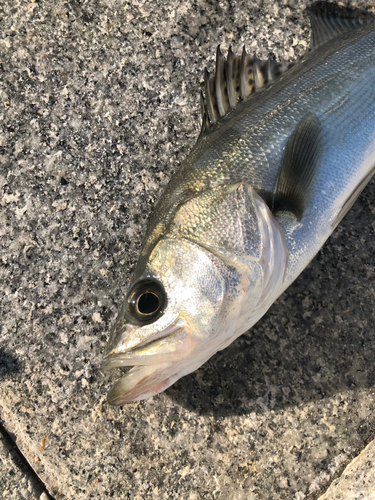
[1,1,375,499]
[317,439,375,500]
[0,425,51,500]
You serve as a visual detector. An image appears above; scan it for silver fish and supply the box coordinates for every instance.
[102,2,375,405]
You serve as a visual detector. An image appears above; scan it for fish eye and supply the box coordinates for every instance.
[126,278,166,325]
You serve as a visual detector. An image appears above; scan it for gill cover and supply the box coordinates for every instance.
[169,182,289,339]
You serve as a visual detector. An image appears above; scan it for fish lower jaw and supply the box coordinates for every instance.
[104,340,212,405]
[101,354,147,371]
[106,363,180,405]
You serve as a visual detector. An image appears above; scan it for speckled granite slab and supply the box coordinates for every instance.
[0,424,50,500]
[317,438,375,500]
[1,1,375,499]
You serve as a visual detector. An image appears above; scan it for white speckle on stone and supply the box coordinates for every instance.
[92,312,102,323]
[52,200,68,211]
[42,304,53,314]
[2,193,20,204]
[60,332,69,344]
[15,205,28,218]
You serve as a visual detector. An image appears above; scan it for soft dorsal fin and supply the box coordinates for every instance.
[309,1,374,48]
[199,46,293,139]
[272,113,324,220]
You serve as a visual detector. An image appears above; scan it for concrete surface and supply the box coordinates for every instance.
[1,0,375,499]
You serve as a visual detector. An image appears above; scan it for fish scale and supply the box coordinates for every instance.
[102,2,375,405]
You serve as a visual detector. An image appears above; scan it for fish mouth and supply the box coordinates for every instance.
[101,323,191,405]
[101,323,185,369]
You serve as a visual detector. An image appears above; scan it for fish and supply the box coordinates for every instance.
[101,2,375,405]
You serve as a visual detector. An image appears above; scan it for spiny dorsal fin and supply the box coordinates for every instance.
[272,113,324,220]
[199,46,293,139]
[309,1,374,48]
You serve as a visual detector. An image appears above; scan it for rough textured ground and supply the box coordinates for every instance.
[1,0,375,499]
[318,439,375,500]
[0,423,50,500]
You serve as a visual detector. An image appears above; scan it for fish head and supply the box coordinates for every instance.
[102,183,288,405]
[102,237,230,405]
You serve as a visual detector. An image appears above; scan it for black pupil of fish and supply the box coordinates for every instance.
[137,292,160,315]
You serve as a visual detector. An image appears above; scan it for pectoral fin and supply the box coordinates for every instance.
[272,113,324,220]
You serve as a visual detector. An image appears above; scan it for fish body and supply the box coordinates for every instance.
[102,3,375,405]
